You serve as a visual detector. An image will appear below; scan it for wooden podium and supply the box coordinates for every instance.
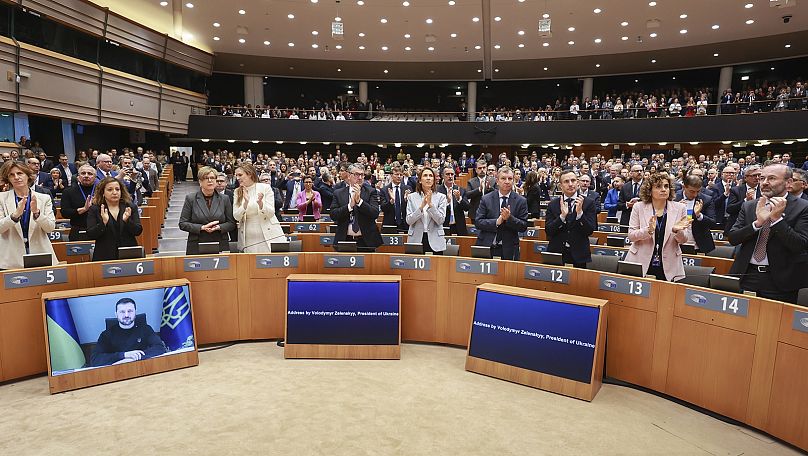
[284,274,401,359]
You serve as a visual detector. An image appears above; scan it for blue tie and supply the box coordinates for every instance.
[394,186,401,225]
[501,196,508,209]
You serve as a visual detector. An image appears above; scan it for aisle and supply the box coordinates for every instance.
[155,181,197,256]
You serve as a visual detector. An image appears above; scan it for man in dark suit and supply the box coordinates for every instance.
[725,165,761,233]
[330,163,383,250]
[728,165,808,303]
[56,154,78,186]
[37,151,54,174]
[789,169,808,201]
[466,160,496,224]
[577,173,602,213]
[26,157,52,188]
[474,167,529,261]
[59,164,97,241]
[617,164,644,226]
[380,165,411,232]
[95,153,117,182]
[333,162,350,191]
[545,170,598,268]
[437,166,470,235]
[675,175,716,254]
[711,166,737,230]
[281,169,303,211]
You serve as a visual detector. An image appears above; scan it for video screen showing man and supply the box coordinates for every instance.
[90,298,167,366]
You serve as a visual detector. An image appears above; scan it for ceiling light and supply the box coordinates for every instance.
[227,140,235,143]
[651,59,657,63]
[200,138,209,142]
[357,0,364,5]
[745,3,754,8]
[335,45,342,49]
[634,79,639,82]
[182,32,193,40]
[426,18,433,24]
[428,46,435,51]
[543,67,548,70]
[449,0,456,4]
[741,75,750,81]
[381,18,388,23]
[797,138,808,142]
[680,14,688,19]
[335,16,342,21]
[648,1,657,5]
[596,64,601,68]
[540,42,548,47]
[594,38,602,43]
[287,13,295,19]
[680,29,687,34]
[402,1,409,5]
[494,16,502,21]
[568,40,575,45]
[621,36,628,41]
[494,44,501,49]
[712,24,720,30]
[213,36,220,41]
[771,67,775,70]
[518,30,525,35]
[494,68,500,72]
[783,141,795,145]
[312,31,319,36]
[359,32,366,37]
[264,40,270,45]
[543,13,550,19]
[238,9,246,15]
[213,22,220,27]
[238,38,245,43]
[359,45,365,49]
[288,42,294,46]
[601,143,609,147]
[620,21,629,26]
[185,3,194,8]
[672,76,676,80]
[746,19,754,25]
[384,69,389,73]
[404,33,410,38]
[382,46,388,50]
[593,8,602,14]
[451,33,458,37]
[568,26,575,32]
[405,46,411,50]
[785,44,791,48]
[518,43,525,48]
[650,32,658,38]
[160,1,168,6]
[311,0,318,3]
[477,69,482,73]
[312,44,319,48]
[713,53,719,57]
[474,45,481,49]
[472,17,480,22]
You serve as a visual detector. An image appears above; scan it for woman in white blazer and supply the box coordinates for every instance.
[233,163,285,253]
[0,161,57,269]
[405,167,447,254]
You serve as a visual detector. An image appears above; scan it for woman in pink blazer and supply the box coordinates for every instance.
[295,175,323,220]
[626,172,693,282]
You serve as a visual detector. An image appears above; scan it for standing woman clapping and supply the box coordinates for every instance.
[86,177,142,261]
[405,167,447,254]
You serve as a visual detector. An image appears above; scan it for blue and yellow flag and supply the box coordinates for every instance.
[45,298,86,372]
[160,286,195,351]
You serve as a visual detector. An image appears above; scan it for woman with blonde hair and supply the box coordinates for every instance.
[233,163,285,252]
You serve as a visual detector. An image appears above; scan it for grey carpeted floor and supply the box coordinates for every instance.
[0,343,799,456]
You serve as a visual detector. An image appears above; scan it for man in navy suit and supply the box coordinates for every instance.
[711,166,737,230]
[545,169,598,268]
[437,166,470,235]
[676,175,716,254]
[617,164,644,226]
[282,168,303,211]
[95,153,118,182]
[330,163,383,250]
[26,157,52,188]
[474,167,529,261]
[789,169,808,201]
[725,165,761,233]
[379,165,411,232]
[56,154,78,186]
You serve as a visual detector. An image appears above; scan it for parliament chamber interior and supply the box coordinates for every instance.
[1,0,808,454]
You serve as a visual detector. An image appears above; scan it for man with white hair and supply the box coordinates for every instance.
[142,156,159,190]
[95,153,117,182]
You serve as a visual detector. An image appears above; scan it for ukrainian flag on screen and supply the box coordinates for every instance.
[45,298,86,372]
[160,286,195,351]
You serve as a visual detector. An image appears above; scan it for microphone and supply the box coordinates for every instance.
[238,238,274,253]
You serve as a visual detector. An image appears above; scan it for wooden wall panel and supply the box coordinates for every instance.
[160,84,207,134]
[767,342,808,450]
[22,0,106,37]
[0,298,48,380]
[100,67,160,130]
[165,37,214,75]
[0,38,17,112]
[605,304,656,388]
[104,14,165,60]
[18,44,100,123]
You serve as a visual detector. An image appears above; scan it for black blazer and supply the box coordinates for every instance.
[725,184,760,234]
[436,184,470,235]
[728,194,808,294]
[474,191,529,261]
[525,183,542,218]
[710,180,735,227]
[59,183,95,241]
[545,195,598,264]
[617,179,643,226]
[466,175,496,222]
[380,182,412,231]
[178,191,236,255]
[675,190,717,253]
[329,183,383,248]
[86,201,143,261]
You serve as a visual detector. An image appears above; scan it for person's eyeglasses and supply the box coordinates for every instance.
[350,172,364,176]
[203,176,217,181]
[216,179,226,183]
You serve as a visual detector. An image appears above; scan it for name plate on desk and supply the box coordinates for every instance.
[792,310,808,333]
[382,235,404,246]
[711,231,726,241]
[456,259,498,275]
[48,231,65,242]
[468,226,480,235]
[4,268,68,288]
[184,257,230,271]
[593,247,626,259]
[524,266,570,284]
[66,243,93,256]
[295,223,320,232]
[102,260,155,278]
[319,235,335,246]
[286,235,298,242]
[681,256,702,267]
[523,228,539,238]
[320,215,332,222]
[256,255,299,269]
[599,275,651,297]
[685,289,749,317]
[390,256,431,270]
[281,215,297,222]
[324,255,365,268]
[533,243,548,253]
[598,224,624,233]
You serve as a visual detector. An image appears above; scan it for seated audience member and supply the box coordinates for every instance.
[330,163,383,250]
[59,164,98,241]
[675,175,716,253]
[0,160,58,269]
[474,166,529,260]
[604,176,624,218]
[405,167,447,254]
[545,169,598,268]
[179,166,236,255]
[728,164,808,303]
[625,172,693,282]
[90,298,167,367]
[437,166,470,235]
[295,175,323,221]
[86,177,143,261]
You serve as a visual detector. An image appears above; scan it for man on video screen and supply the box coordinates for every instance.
[90,298,167,366]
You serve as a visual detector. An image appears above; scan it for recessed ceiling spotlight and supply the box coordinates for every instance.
[634,79,639,82]
[713,53,719,57]
[650,32,658,38]
[288,42,294,46]
[712,24,720,30]
[185,3,194,8]
[312,31,319,35]
[543,13,550,19]
[771,67,775,70]
[746,19,754,25]
[238,9,246,15]
[494,68,500,72]
[518,43,525,48]
[160,1,168,6]
[494,44,501,49]
[621,36,629,40]
[494,16,502,21]
[359,45,365,49]
[264,40,270,45]
[518,30,525,35]
[359,32,366,37]
[680,29,687,34]
[568,26,576,32]
[620,21,629,26]
[238,38,245,43]
[384,69,389,73]
[680,14,688,19]
[380,18,388,23]
[542,42,549,47]
[785,44,792,48]
[336,45,342,49]
[594,38,602,43]
[213,22,221,27]
[593,8,602,14]
[213,36,220,41]
[312,44,318,48]
[381,45,388,50]
[426,18,433,24]
[404,33,410,38]
[648,1,657,6]
[474,45,481,49]
[596,63,601,68]
[357,0,364,5]
[287,13,295,19]
[543,67,548,70]
[450,33,457,38]
[477,69,482,73]
[568,40,575,45]
[472,17,480,22]
[311,0,318,3]
[651,59,657,63]
[449,0,456,5]
[335,16,342,21]
[405,46,412,51]
[428,46,435,51]
[745,3,754,8]
[402,1,409,5]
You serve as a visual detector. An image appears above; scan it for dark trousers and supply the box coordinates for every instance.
[422,233,443,255]
[742,265,798,304]
[491,245,519,261]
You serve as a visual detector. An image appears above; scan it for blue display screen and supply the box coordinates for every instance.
[468,290,600,384]
[286,281,400,345]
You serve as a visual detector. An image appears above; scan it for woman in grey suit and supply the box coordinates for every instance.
[179,166,236,255]
[405,167,447,254]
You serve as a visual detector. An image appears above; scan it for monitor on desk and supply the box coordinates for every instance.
[404,243,424,255]
[198,242,220,255]
[23,253,52,269]
[709,274,742,294]
[540,251,564,266]
[118,246,145,260]
[471,246,493,259]
[617,261,644,278]
[335,241,358,252]
[606,236,627,248]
